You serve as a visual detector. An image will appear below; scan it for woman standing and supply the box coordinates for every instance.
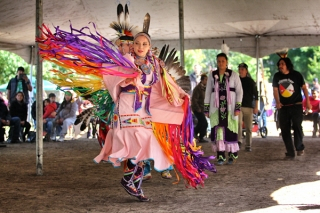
[9,92,31,142]
[204,53,243,165]
[237,63,258,152]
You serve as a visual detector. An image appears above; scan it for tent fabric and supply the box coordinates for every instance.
[1,0,320,62]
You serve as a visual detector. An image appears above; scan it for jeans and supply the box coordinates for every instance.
[8,117,21,140]
[260,110,267,127]
[44,118,54,136]
[53,117,76,138]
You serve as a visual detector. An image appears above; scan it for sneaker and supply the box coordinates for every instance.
[297,150,304,156]
[142,173,152,181]
[50,136,56,141]
[161,170,172,179]
[245,147,252,152]
[283,155,295,160]
[44,134,51,142]
[217,156,226,166]
[58,136,64,142]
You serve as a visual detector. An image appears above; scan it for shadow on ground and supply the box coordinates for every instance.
[0,134,320,213]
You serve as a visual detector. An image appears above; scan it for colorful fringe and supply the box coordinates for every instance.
[153,97,216,188]
[36,23,139,80]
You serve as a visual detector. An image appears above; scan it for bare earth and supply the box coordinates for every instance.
[1,123,320,213]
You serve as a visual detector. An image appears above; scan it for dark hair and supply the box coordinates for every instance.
[17,67,25,72]
[60,92,73,110]
[216,53,228,61]
[238,63,248,69]
[48,93,56,98]
[43,98,50,105]
[277,58,293,72]
[15,92,25,103]
[200,74,208,81]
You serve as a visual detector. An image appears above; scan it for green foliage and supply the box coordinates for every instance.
[0,50,29,85]
[2,46,320,87]
[0,50,67,85]
[262,46,320,84]
[178,49,206,75]
[181,49,259,81]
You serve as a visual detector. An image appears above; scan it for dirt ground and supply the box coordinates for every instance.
[1,123,320,213]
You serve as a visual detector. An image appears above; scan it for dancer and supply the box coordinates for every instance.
[204,53,243,165]
[37,10,215,202]
[107,4,173,181]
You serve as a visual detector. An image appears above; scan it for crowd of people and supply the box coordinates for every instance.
[0,68,94,144]
[190,55,318,163]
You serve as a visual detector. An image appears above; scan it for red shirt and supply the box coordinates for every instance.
[43,102,57,119]
[303,97,320,113]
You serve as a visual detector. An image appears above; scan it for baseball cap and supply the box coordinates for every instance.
[238,63,248,69]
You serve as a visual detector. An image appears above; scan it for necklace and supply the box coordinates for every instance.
[134,56,152,75]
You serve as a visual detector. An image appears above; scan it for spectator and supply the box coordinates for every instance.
[0,94,11,142]
[204,53,243,165]
[9,92,30,142]
[303,89,320,138]
[189,64,202,96]
[32,93,59,129]
[191,74,208,143]
[43,95,57,142]
[311,78,320,91]
[273,57,311,159]
[51,91,77,142]
[0,92,8,106]
[237,63,258,152]
[6,67,32,106]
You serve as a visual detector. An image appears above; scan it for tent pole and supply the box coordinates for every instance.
[179,0,185,67]
[35,0,44,176]
[28,46,34,124]
[255,35,260,109]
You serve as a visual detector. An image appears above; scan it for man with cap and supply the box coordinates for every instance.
[237,63,258,152]
[6,67,32,106]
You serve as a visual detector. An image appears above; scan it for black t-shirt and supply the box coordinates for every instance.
[272,70,305,105]
[240,77,258,108]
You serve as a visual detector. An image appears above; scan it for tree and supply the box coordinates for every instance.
[0,50,66,85]
[0,50,29,85]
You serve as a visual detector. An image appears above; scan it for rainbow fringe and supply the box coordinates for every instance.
[153,97,216,188]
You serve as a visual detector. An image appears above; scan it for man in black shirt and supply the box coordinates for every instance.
[273,57,311,158]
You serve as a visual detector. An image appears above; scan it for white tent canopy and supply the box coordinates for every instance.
[1,0,320,63]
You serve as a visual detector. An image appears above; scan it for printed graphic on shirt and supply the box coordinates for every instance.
[278,79,294,98]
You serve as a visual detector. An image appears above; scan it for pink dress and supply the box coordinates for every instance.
[94,61,186,171]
